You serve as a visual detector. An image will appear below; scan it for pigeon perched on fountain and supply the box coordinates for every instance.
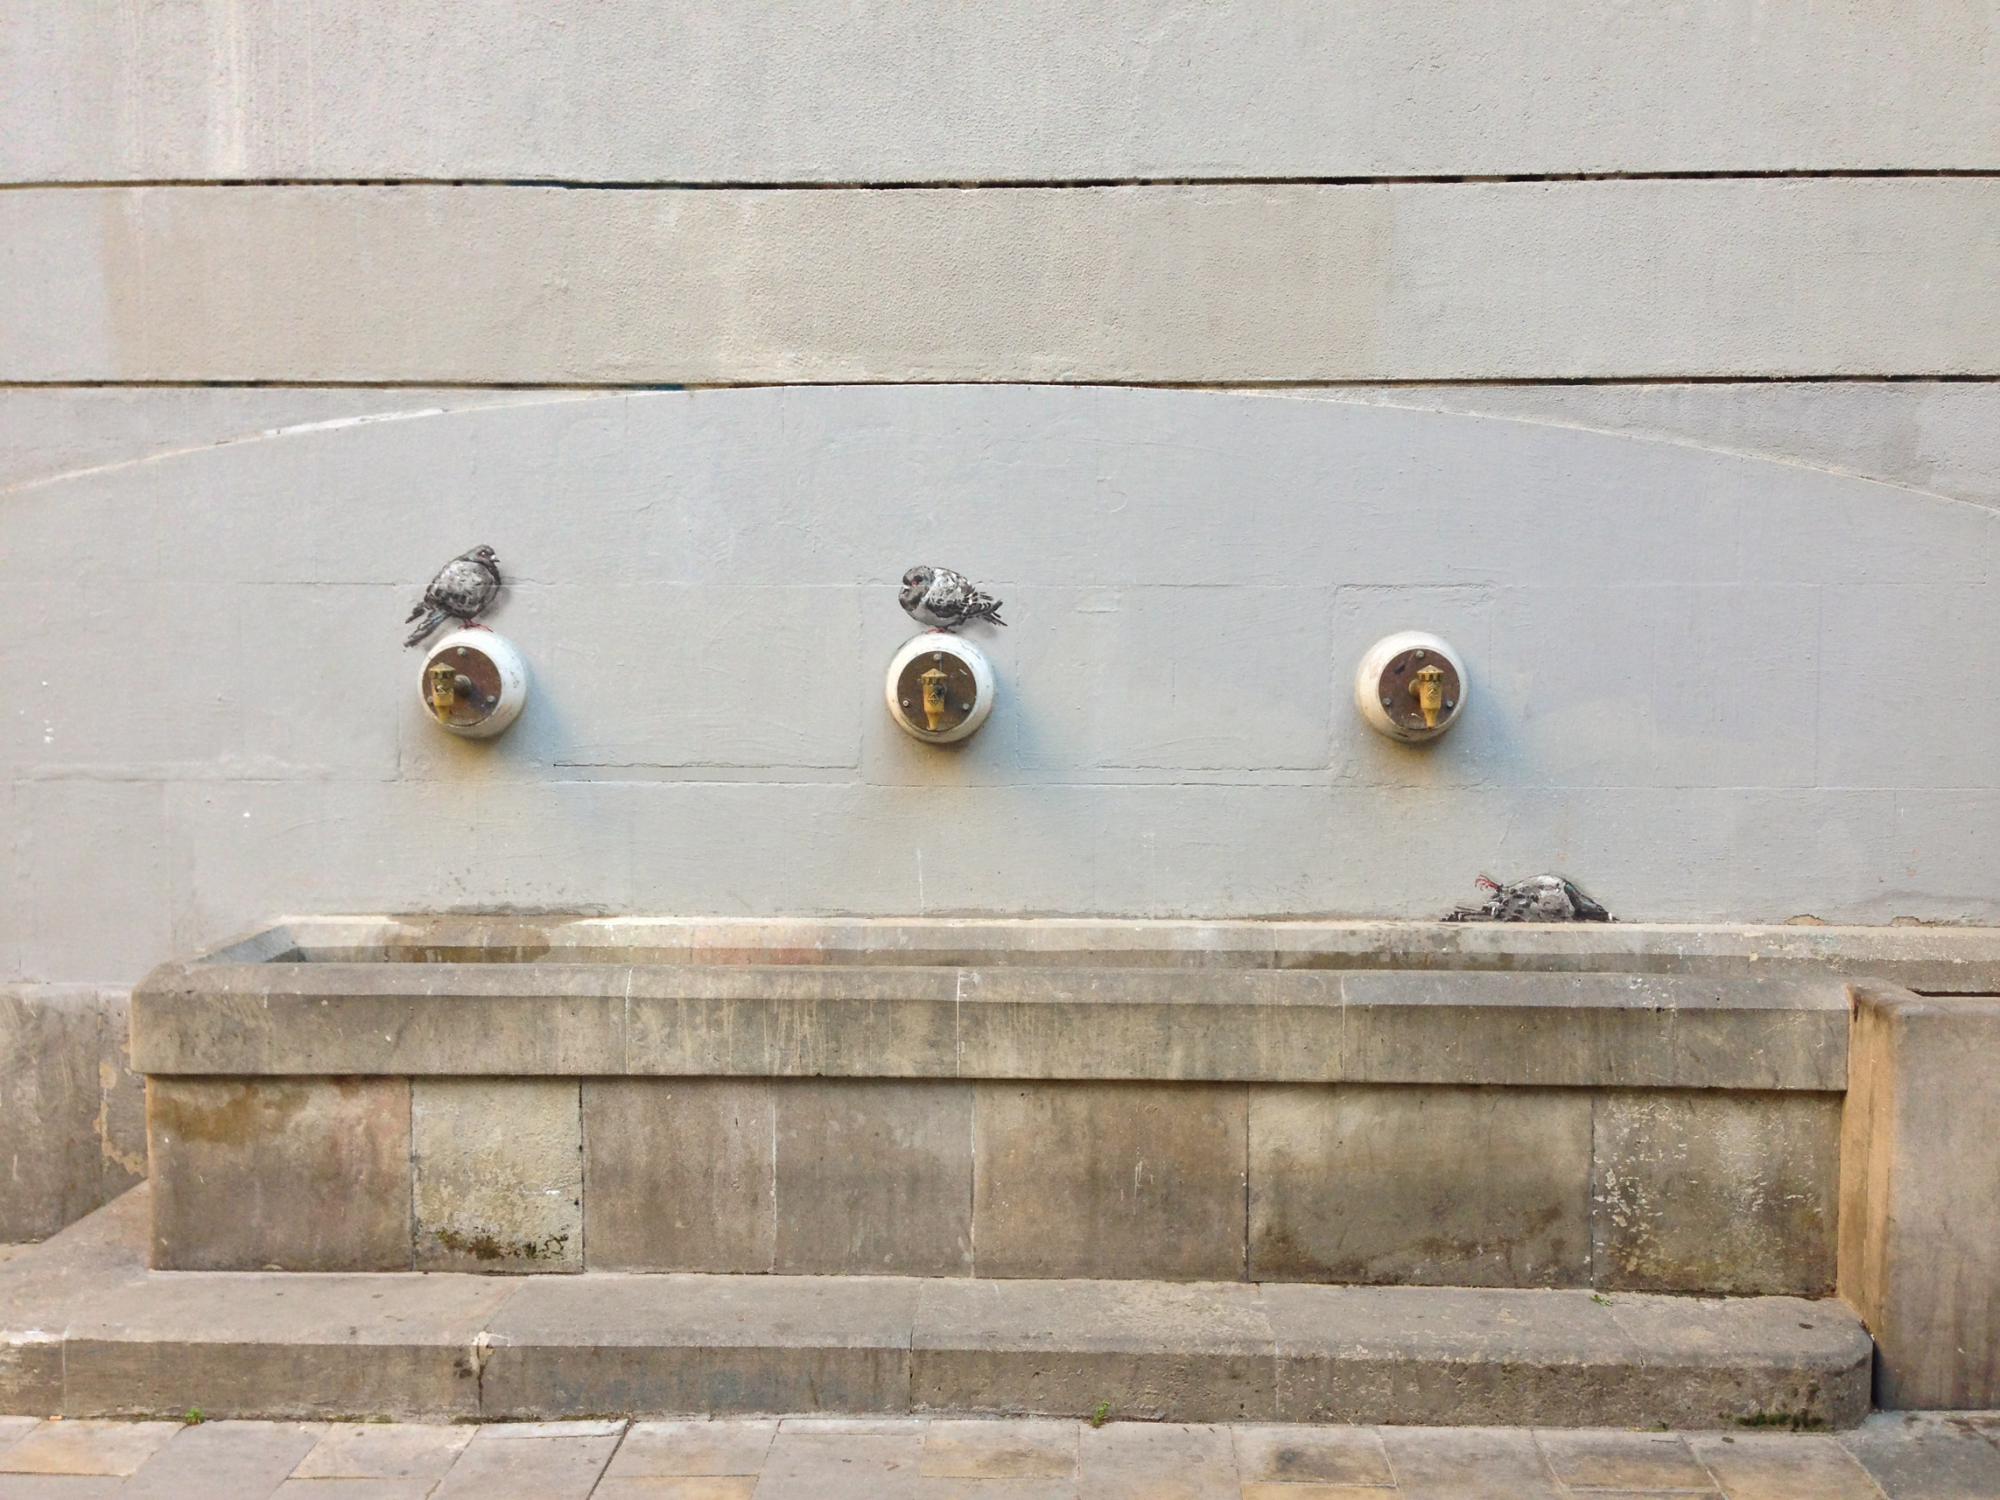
[1445,874,1613,923]
[900,566,1007,630]
[404,545,503,648]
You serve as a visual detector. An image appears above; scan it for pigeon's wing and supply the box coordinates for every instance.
[1561,880,1612,921]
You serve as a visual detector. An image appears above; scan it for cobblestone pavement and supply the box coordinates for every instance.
[0,1412,1997,1498]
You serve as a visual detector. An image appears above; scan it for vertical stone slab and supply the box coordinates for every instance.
[1841,987,2000,1408]
[412,1079,582,1273]
[149,1077,411,1270]
[1593,1090,1840,1295]
[773,1080,973,1275]
[583,1079,776,1271]
[1249,1085,1592,1286]
[973,1082,1247,1280]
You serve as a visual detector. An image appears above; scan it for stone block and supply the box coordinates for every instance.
[482,1274,917,1417]
[1686,1433,1886,1500]
[624,967,958,1077]
[972,1083,1246,1280]
[0,986,144,1242]
[62,1269,515,1419]
[1840,987,2000,1408]
[1338,972,1847,1091]
[1248,1085,1591,1286]
[913,1278,1276,1422]
[583,1080,775,1272]
[117,1420,326,1495]
[148,1077,411,1271]
[956,969,1344,1082]
[1230,1425,1393,1487]
[773,1081,972,1275]
[413,1080,582,1273]
[1593,1090,1840,1295]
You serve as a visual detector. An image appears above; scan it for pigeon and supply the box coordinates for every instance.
[1445,874,1613,923]
[899,566,1006,631]
[404,545,503,648]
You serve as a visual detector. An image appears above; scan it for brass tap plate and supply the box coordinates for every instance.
[426,643,504,728]
[1375,649,1461,734]
[895,651,979,736]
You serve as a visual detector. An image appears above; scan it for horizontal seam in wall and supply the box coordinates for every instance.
[2,169,1997,191]
[4,376,2000,392]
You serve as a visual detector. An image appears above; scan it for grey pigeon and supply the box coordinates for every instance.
[1445,874,1613,923]
[404,545,502,648]
[900,566,1006,630]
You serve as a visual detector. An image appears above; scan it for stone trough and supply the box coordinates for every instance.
[104,916,2000,1420]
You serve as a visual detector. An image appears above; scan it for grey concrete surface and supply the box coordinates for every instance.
[4,2,1994,182]
[1841,989,2000,1409]
[6,182,1997,383]
[1,1412,1996,1498]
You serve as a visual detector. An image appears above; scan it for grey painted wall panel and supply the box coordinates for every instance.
[5,181,1996,383]
[4,1,1995,183]
[3,385,1996,983]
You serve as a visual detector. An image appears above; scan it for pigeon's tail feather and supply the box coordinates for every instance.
[1563,881,1613,922]
[970,594,1007,627]
[403,609,447,649]
[403,601,427,623]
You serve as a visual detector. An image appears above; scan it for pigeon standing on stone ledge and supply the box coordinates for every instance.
[404,545,503,648]
[900,566,1007,630]
[1445,874,1613,923]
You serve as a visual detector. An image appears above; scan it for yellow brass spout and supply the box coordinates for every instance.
[919,665,950,732]
[1412,663,1446,729]
[427,661,460,721]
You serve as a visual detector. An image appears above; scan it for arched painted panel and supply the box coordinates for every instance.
[3,387,1994,979]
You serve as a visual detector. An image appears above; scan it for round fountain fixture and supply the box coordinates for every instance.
[886,632,995,744]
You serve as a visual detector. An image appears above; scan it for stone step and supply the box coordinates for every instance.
[0,1189,1871,1429]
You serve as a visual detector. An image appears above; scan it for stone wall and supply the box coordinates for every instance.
[2,4,1997,1234]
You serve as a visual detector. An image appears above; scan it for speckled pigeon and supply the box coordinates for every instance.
[404,545,502,648]
[1445,874,1613,923]
[899,566,1007,630]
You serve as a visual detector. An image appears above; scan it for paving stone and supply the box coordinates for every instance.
[594,1479,758,1500]
[427,1425,621,1500]
[1377,1426,1563,1499]
[913,1278,1275,1422]
[774,1082,972,1275]
[0,1419,37,1453]
[755,1430,927,1499]
[1535,1427,1712,1490]
[272,1481,438,1500]
[972,1083,1247,1280]
[777,1418,929,1436]
[911,1479,1077,1499]
[0,1477,128,1498]
[148,1078,412,1271]
[482,1273,917,1416]
[603,1419,778,1476]
[1248,1085,1591,1286]
[291,1422,474,1480]
[584,1081,776,1272]
[413,1079,583,1273]
[1687,1433,1887,1500]
[1231,1424,1393,1486]
[121,1420,324,1497]
[1840,1412,2000,1500]
[921,1419,1075,1478]
[0,1420,179,1476]
[1240,1485,1396,1500]
[1593,1091,1840,1296]
[1074,1422,1238,1500]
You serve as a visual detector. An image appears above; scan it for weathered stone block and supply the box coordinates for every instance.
[583,1079,775,1272]
[149,1077,411,1271]
[413,1080,581,1273]
[1840,987,2000,1408]
[972,1083,1246,1280]
[1593,1090,1840,1295]
[0,986,145,1243]
[624,967,958,1077]
[1249,1085,1592,1286]
[913,1278,1275,1422]
[773,1082,972,1275]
